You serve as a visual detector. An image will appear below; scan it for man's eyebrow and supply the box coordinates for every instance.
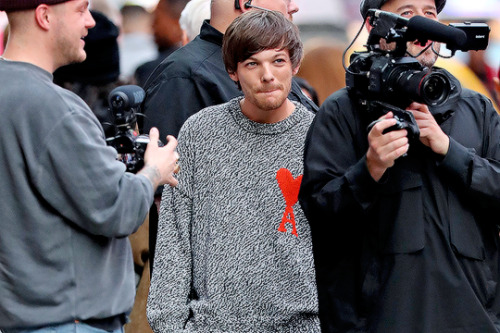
[395,4,436,12]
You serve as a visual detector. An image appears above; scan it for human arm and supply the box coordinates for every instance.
[299,91,383,223]
[34,109,157,238]
[433,95,500,209]
[147,126,194,332]
[147,187,193,332]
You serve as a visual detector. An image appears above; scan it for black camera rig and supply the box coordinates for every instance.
[345,9,490,140]
[106,85,160,173]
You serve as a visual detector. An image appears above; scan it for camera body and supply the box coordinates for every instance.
[347,53,451,110]
[106,85,159,173]
[346,10,489,139]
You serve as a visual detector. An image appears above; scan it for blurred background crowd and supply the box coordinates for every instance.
[1,0,498,108]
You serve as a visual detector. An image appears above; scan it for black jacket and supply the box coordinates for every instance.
[299,68,500,333]
[141,20,317,139]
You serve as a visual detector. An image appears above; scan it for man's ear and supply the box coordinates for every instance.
[34,4,51,31]
[236,0,253,12]
[228,71,239,83]
[365,16,373,32]
[292,65,300,76]
[234,0,244,11]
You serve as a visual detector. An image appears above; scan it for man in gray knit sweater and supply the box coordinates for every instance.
[147,10,319,332]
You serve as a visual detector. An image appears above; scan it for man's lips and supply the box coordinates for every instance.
[258,86,281,94]
[413,40,433,48]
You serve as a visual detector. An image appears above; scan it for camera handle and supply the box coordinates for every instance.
[366,101,420,143]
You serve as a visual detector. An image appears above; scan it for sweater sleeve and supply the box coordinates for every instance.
[147,186,193,332]
[147,122,195,332]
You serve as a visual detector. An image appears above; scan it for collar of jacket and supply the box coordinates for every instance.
[200,20,224,47]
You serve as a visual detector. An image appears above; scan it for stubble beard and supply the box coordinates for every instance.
[408,42,440,69]
[248,84,288,111]
[56,28,87,67]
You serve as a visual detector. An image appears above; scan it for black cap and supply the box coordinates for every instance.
[0,0,69,12]
[360,0,446,19]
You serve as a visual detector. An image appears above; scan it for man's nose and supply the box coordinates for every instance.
[261,64,275,82]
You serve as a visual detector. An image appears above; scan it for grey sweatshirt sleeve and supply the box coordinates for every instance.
[34,109,154,237]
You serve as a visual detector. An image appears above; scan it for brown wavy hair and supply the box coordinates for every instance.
[222,10,303,74]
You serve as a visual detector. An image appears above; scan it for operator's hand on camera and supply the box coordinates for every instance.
[139,127,179,188]
[406,102,449,156]
[366,112,410,182]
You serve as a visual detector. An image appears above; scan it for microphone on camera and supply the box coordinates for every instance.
[406,15,467,49]
[108,85,145,112]
[371,9,408,26]
[370,9,467,50]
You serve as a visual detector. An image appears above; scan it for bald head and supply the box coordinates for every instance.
[210,0,298,33]
[5,9,40,45]
[3,0,95,72]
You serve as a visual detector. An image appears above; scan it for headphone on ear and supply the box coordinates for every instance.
[234,0,254,10]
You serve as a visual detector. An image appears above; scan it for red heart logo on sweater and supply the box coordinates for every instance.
[276,168,303,237]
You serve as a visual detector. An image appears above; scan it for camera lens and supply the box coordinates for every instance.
[420,73,450,106]
[390,68,451,106]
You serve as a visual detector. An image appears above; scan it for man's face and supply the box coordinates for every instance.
[51,0,95,67]
[229,48,297,117]
[381,0,440,68]
[252,0,298,20]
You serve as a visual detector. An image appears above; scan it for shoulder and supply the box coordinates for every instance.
[294,102,315,124]
[180,99,235,133]
[435,67,495,111]
[144,38,222,89]
[316,88,355,120]
[460,87,493,103]
[1,63,91,118]
[321,88,352,108]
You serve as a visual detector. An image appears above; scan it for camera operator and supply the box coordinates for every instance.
[299,0,500,332]
[0,1,178,332]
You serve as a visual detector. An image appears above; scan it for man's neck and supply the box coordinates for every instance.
[3,46,55,73]
[239,98,295,124]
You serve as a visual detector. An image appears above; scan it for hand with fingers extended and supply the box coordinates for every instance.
[406,102,449,156]
[366,112,410,182]
[138,127,179,189]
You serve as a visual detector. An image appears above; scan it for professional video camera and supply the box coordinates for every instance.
[106,85,160,173]
[345,9,490,140]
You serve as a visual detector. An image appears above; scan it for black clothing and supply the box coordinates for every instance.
[134,46,178,88]
[141,20,318,139]
[299,68,500,333]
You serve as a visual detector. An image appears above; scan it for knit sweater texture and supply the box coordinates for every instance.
[147,97,320,332]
